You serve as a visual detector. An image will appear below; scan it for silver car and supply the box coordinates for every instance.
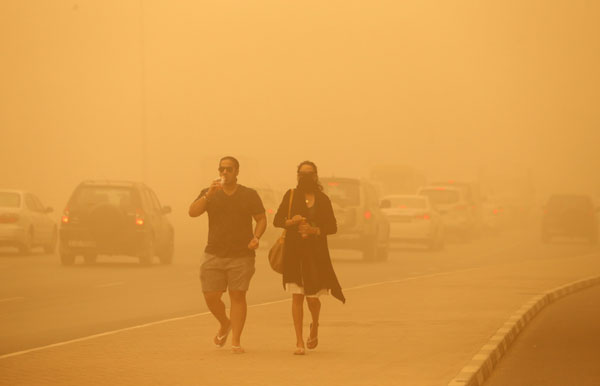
[0,190,58,254]
[380,194,445,250]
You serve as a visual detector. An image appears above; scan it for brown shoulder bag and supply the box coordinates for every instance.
[268,189,294,274]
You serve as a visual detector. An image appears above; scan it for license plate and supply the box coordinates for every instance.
[68,240,96,248]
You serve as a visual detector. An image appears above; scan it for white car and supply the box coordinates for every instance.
[0,190,57,254]
[380,194,444,249]
[417,186,475,241]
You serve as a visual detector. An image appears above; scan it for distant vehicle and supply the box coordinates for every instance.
[320,177,390,261]
[417,186,475,241]
[0,190,57,254]
[481,199,509,232]
[430,180,483,234]
[254,187,283,245]
[380,194,445,250]
[541,194,599,244]
[59,180,174,265]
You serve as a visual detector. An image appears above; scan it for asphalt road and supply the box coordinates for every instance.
[484,283,600,386]
[0,225,596,358]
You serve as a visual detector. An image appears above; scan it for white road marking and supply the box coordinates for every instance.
[0,297,24,303]
[1,250,597,360]
[95,282,125,288]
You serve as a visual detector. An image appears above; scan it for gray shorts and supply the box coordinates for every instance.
[200,253,256,292]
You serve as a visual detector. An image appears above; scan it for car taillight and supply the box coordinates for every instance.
[0,213,19,223]
[267,208,274,215]
[61,209,69,224]
[135,209,145,226]
[493,208,500,215]
[364,210,372,220]
[414,213,431,220]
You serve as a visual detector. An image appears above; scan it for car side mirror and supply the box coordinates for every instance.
[161,206,172,214]
[45,207,53,213]
[380,200,391,209]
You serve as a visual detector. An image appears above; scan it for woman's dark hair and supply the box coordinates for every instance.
[297,160,323,191]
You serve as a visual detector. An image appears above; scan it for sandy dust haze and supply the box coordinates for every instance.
[1,1,600,385]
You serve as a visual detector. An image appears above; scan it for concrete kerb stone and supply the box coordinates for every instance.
[447,275,600,386]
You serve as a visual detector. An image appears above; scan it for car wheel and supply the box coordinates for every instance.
[19,229,33,255]
[376,240,389,261]
[139,237,154,266]
[60,252,75,266]
[362,236,378,261]
[84,253,97,264]
[44,228,58,254]
[159,235,174,265]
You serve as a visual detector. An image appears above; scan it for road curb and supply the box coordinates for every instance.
[447,275,600,386]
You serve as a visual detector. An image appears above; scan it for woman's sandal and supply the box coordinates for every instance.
[293,346,306,355]
[214,324,232,348]
[306,323,319,350]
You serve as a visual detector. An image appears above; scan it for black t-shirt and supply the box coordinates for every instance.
[198,184,265,258]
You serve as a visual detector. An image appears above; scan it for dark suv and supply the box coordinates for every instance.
[59,180,174,265]
[541,194,599,244]
[321,177,390,261]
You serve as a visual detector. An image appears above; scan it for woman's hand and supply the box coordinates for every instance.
[298,222,320,238]
[285,215,306,227]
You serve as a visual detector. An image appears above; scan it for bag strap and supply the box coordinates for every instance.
[281,189,295,240]
[287,189,295,219]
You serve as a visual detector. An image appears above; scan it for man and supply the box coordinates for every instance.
[189,156,267,354]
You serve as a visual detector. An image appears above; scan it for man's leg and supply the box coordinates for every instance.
[229,290,248,349]
[204,291,230,339]
[226,257,255,352]
[200,254,230,345]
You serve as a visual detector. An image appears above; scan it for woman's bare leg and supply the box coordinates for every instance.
[292,294,305,349]
[306,297,321,341]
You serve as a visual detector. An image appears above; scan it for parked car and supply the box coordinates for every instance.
[59,180,174,265]
[320,177,390,261]
[380,194,445,249]
[0,190,57,254]
[541,194,599,244]
[417,186,475,241]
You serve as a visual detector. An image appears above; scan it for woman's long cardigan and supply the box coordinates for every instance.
[273,189,345,303]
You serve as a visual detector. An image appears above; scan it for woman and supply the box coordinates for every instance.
[273,161,345,355]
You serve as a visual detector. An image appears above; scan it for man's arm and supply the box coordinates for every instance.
[247,212,267,250]
[188,195,209,217]
[189,181,221,217]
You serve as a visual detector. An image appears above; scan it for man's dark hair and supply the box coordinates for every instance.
[220,156,240,170]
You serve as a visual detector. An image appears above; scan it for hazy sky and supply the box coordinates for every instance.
[1,0,599,238]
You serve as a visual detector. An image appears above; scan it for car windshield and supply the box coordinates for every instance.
[0,192,21,208]
[71,186,138,210]
[419,189,460,205]
[385,197,427,209]
[322,180,360,207]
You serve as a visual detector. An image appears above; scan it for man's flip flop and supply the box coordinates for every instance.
[214,325,232,348]
[232,345,246,354]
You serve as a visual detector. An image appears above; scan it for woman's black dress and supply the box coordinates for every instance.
[273,189,345,303]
